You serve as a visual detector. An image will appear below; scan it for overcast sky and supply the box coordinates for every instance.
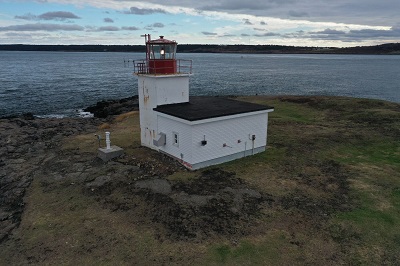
[0,0,399,47]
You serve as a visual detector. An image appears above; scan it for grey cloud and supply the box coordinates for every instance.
[347,28,400,38]
[104,18,114,23]
[304,26,400,41]
[96,26,119,31]
[201,1,279,12]
[202,31,218,36]
[313,28,346,35]
[253,28,267,31]
[254,32,280,37]
[288,10,309,17]
[243,19,253,25]
[241,33,250,36]
[152,23,165,28]
[0,23,84,31]
[15,11,80,21]
[122,26,140,31]
[123,7,167,15]
[38,11,81,21]
[4,32,34,38]
[15,13,37,21]
[133,0,400,27]
[127,0,284,14]
[144,23,164,30]
[260,21,267,25]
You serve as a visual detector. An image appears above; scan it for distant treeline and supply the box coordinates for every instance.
[1,43,399,54]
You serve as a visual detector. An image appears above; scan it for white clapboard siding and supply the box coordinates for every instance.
[157,111,269,168]
[138,74,190,150]
[157,115,193,162]
[191,112,268,164]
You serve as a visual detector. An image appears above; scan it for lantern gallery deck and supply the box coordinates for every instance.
[154,96,274,121]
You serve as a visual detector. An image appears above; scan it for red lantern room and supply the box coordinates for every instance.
[145,34,177,74]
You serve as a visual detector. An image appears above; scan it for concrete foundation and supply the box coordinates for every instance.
[97,145,124,162]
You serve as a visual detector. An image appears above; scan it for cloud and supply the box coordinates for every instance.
[254,32,281,37]
[288,10,309,18]
[151,23,164,28]
[144,22,165,30]
[314,28,346,35]
[38,11,81,21]
[6,0,400,46]
[4,32,34,38]
[113,0,399,27]
[221,34,236,37]
[121,26,140,31]
[303,26,400,41]
[347,28,400,38]
[87,26,140,32]
[15,11,81,22]
[104,18,114,23]
[202,31,218,36]
[200,1,278,12]
[96,26,119,31]
[15,13,37,21]
[0,23,84,31]
[243,19,253,25]
[123,7,167,15]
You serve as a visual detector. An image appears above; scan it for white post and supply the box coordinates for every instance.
[105,132,111,150]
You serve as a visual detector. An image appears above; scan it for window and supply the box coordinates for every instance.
[173,132,179,146]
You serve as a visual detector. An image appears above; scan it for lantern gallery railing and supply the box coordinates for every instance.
[133,59,192,75]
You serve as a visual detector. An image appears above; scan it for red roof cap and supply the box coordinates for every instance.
[147,35,177,44]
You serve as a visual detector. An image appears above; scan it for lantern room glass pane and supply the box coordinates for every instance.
[149,44,176,59]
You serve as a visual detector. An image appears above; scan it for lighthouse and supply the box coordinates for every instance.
[134,34,274,170]
[135,34,192,149]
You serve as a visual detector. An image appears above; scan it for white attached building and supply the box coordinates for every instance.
[135,35,274,170]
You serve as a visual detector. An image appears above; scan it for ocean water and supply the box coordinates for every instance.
[0,51,399,117]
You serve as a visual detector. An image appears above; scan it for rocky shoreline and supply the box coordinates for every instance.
[0,96,140,243]
[0,116,102,242]
[83,96,139,118]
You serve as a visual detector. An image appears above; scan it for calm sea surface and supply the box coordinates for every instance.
[0,51,399,117]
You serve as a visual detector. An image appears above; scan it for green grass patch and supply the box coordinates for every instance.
[209,236,289,265]
[337,207,395,227]
[336,140,400,168]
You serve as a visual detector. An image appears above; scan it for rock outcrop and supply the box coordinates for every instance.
[0,116,100,243]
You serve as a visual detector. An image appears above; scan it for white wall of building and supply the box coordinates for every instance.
[191,112,268,165]
[137,74,189,149]
[157,115,193,163]
[156,111,270,169]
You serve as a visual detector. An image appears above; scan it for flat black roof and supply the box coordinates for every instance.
[153,96,274,121]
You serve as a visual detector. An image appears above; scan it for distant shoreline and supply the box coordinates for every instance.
[0,43,400,55]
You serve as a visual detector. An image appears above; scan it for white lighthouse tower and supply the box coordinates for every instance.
[135,34,192,149]
[134,34,273,170]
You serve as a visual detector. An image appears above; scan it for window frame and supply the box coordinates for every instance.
[172,132,179,147]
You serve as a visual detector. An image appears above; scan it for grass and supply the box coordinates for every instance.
[62,111,141,154]
[1,95,399,265]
